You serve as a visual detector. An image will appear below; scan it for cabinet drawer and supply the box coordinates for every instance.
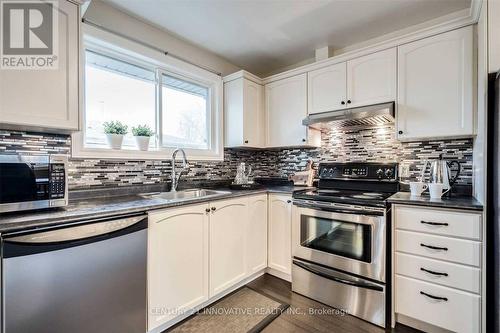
[395,206,481,240]
[396,252,480,293]
[396,230,481,266]
[395,275,480,333]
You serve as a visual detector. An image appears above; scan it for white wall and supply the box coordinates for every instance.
[489,0,500,73]
[83,0,240,76]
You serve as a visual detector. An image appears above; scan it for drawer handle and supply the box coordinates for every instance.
[420,291,448,302]
[420,243,448,251]
[420,267,448,277]
[421,220,449,226]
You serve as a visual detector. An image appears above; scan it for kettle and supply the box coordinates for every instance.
[234,162,252,185]
[422,154,461,195]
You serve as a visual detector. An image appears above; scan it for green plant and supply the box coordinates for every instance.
[132,124,154,137]
[103,121,128,135]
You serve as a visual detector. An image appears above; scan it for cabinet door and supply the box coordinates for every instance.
[347,48,396,108]
[224,78,244,147]
[246,194,268,274]
[397,26,473,140]
[0,0,79,132]
[266,74,308,147]
[148,204,209,331]
[243,79,264,147]
[268,194,292,275]
[209,197,248,296]
[224,78,264,148]
[308,62,347,114]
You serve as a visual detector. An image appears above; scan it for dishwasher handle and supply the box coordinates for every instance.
[3,214,148,258]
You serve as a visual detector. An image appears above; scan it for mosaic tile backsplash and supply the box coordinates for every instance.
[0,125,473,191]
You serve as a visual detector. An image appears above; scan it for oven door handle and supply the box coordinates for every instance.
[294,201,385,217]
[293,260,384,292]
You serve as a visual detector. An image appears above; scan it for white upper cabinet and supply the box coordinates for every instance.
[246,194,268,274]
[266,74,320,147]
[346,48,396,108]
[209,197,248,296]
[147,204,209,331]
[224,77,264,148]
[0,0,80,133]
[397,26,474,141]
[308,62,347,114]
[307,48,396,114]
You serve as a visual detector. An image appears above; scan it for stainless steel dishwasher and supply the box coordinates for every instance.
[1,214,148,333]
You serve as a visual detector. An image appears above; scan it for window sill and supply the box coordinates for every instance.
[71,145,224,161]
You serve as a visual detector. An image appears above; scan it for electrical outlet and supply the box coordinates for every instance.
[400,164,410,178]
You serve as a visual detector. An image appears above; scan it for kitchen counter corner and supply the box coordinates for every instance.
[387,192,483,211]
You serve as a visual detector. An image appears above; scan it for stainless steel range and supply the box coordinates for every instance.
[291,162,398,328]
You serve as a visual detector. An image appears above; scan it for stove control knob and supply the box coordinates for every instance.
[376,169,384,179]
[385,168,393,178]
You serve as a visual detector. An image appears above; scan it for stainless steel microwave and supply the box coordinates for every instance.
[0,154,68,213]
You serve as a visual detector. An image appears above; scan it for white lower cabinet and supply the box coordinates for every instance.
[396,252,480,294]
[246,194,268,274]
[393,204,483,333]
[148,203,210,331]
[396,275,480,333]
[396,229,481,266]
[394,205,481,240]
[268,194,292,276]
[209,197,248,296]
[147,194,270,331]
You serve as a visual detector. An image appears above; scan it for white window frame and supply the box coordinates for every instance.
[72,25,223,161]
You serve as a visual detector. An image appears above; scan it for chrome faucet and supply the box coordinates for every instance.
[171,148,188,192]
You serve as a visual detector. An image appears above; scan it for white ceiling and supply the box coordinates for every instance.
[103,0,471,76]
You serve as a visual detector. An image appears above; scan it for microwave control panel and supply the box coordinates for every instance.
[49,164,66,199]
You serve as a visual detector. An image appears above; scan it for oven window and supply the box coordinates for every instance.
[300,215,371,263]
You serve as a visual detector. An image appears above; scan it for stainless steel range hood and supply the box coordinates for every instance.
[302,102,395,128]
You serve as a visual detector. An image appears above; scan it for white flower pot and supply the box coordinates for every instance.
[105,134,124,149]
[135,136,150,151]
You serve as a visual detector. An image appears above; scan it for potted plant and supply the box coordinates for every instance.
[103,121,128,149]
[132,124,154,151]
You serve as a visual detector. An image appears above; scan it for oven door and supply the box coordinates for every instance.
[292,205,386,282]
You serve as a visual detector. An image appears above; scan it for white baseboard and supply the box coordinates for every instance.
[396,314,454,333]
[148,270,266,333]
[265,267,291,282]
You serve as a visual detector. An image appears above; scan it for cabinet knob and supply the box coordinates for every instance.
[211,207,216,211]
[398,130,403,135]
[287,200,291,204]
[341,101,345,105]
[244,140,249,144]
[205,208,211,213]
[347,100,351,104]
[302,138,306,142]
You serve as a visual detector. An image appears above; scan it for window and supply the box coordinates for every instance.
[85,50,156,149]
[73,26,223,160]
[161,74,210,150]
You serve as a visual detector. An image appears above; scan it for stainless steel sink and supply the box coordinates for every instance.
[138,188,230,202]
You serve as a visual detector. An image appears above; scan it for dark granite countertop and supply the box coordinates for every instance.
[0,185,309,234]
[387,192,483,211]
